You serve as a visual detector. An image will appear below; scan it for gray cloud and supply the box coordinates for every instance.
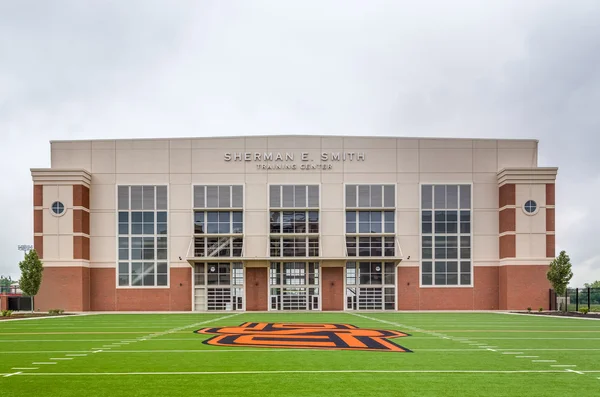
[1,0,599,286]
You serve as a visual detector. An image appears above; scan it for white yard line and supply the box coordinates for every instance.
[31,362,57,365]
[8,370,589,377]
[532,360,557,363]
[11,368,38,370]
[3,372,22,377]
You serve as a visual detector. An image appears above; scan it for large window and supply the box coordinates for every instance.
[345,184,396,257]
[117,185,168,287]
[421,184,471,286]
[269,185,320,258]
[193,186,244,258]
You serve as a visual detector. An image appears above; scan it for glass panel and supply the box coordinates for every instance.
[383,185,395,207]
[346,185,357,207]
[308,185,319,207]
[422,261,432,273]
[422,273,432,285]
[421,185,432,209]
[371,185,382,207]
[206,186,218,208]
[131,263,143,286]
[118,186,129,210]
[282,186,294,207]
[130,186,143,210]
[142,186,155,210]
[218,186,230,208]
[270,185,281,208]
[434,185,446,209]
[460,185,471,209]
[232,186,243,208]
[446,185,458,209]
[294,185,306,207]
[194,186,205,208]
[156,186,168,210]
[358,185,370,207]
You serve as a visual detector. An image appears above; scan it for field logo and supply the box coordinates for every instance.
[195,322,412,352]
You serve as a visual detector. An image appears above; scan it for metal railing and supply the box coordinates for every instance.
[550,288,600,312]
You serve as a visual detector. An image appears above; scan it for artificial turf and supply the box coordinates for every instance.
[1,312,599,396]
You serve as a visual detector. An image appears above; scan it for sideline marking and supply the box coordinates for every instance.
[3,372,22,378]
[66,354,87,357]
[9,370,591,376]
[551,365,577,367]
[11,368,37,370]
[502,352,524,355]
[487,348,497,352]
[566,369,584,375]
[31,362,57,365]
[50,358,73,360]
[516,356,539,358]
[532,360,557,363]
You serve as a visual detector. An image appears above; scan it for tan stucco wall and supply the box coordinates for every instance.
[48,136,539,269]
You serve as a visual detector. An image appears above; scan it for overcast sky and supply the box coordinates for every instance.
[1,0,599,287]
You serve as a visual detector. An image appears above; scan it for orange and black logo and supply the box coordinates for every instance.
[195,322,411,352]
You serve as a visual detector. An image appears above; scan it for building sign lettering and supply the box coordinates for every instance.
[223,152,366,170]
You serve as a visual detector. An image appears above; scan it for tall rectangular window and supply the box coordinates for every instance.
[193,185,244,258]
[117,186,168,287]
[269,185,319,258]
[345,185,396,257]
[421,184,471,286]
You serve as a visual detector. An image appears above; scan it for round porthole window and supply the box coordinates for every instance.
[51,201,65,216]
[524,200,538,215]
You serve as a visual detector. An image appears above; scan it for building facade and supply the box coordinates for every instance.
[30,136,557,312]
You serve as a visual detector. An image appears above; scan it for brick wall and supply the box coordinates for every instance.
[90,268,191,311]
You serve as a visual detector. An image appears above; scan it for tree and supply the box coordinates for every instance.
[584,280,600,288]
[18,249,43,312]
[547,250,573,296]
[0,276,11,293]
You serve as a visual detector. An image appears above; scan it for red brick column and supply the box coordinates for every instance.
[0,295,7,311]
[498,183,516,310]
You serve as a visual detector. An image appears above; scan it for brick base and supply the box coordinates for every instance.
[397,266,500,310]
[90,267,192,311]
[35,267,90,312]
[0,295,7,311]
[322,267,343,311]
[499,265,550,310]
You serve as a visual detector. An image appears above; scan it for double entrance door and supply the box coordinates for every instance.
[269,262,320,311]
[194,262,243,311]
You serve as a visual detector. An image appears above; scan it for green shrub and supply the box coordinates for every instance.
[48,309,65,315]
[579,308,589,315]
[538,307,543,312]
[527,307,532,313]
[1,310,12,317]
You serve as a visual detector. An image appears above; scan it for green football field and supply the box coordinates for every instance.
[1,312,599,396]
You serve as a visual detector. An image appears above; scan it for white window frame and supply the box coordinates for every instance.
[418,182,473,289]
[115,184,170,289]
